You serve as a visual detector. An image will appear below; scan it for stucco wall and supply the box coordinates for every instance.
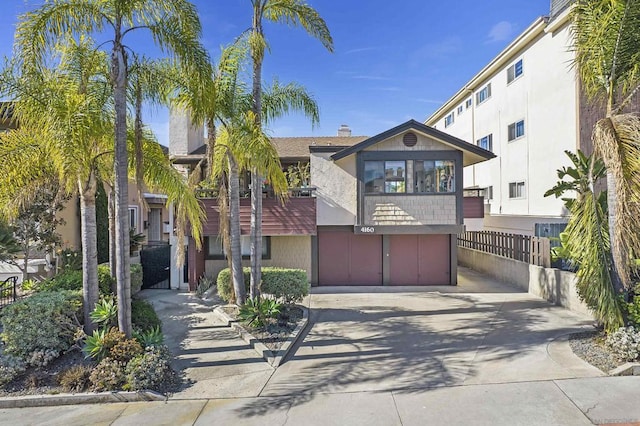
[311,152,357,225]
[204,236,312,282]
[458,246,593,318]
[364,195,457,225]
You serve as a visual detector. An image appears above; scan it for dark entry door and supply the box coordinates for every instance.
[318,229,382,285]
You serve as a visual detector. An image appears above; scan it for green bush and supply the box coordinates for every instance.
[37,268,112,295]
[125,345,175,392]
[97,264,115,294]
[58,365,92,393]
[0,290,81,366]
[133,326,164,348]
[90,358,126,392]
[216,267,309,304]
[131,264,143,295]
[131,299,162,333]
[238,297,282,328]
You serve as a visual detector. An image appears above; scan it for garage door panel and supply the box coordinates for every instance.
[318,230,382,286]
[389,235,418,285]
[318,231,351,285]
[418,234,450,285]
[350,235,382,285]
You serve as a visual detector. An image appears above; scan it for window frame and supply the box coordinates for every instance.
[485,186,493,201]
[444,112,455,127]
[457,105,463,115]
[507,119,525,141]
[128,206,139,232]
[465,98,473,109]
[507,59,524,84]
[476,133,493,152]
[476,83,492,105]
[364,160,407,194]
[205,236,271,260]
[508,181,526,199]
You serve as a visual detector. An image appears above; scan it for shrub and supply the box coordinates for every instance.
[37,268,112,295]
[90,296,118,328]
[262,268,309,304]
[125,345,175,392]
[90,358,126,392]
[195,275,215,298]
[238,297,282,328]
[216,267,309,304]
[131,299,162,333]
[0,355,26,386]
[58,248,82,271]
[606,326,640,361]
[133,326,164,348]
[130,264,143,295]
[58,365,92,393]
[97,264,115,294]
[109,338,143,363]
[0,290,81,366]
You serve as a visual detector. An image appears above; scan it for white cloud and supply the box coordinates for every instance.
[487,21,515,43]
[409,37,462,67]
[352,75,392,81]
[343,47,378,55]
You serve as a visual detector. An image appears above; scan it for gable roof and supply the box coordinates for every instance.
[330,119,496,166]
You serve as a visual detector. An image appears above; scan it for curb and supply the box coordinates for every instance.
[609,362,640,376]
[213,304,309,367]
[0,390,166,409]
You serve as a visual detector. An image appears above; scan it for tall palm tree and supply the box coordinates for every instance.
[572,0,640,302]
[0,39,113,333]
[14,0,210,336]
[248,0,333,299]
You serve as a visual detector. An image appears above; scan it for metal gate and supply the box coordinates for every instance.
[140,243,171,289]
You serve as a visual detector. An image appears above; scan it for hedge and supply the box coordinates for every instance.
[216,267,309,304]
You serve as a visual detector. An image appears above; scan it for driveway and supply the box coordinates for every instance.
[238,267,602,414]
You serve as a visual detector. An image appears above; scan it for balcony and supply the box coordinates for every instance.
[196,188,317,236]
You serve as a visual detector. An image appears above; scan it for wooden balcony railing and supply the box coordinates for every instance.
[196,187,317,199]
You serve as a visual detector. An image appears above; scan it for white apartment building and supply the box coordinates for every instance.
[426,2,583,236]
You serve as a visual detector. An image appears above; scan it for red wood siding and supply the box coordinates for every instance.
[187,236,205,291]
[389,234,450,285]
[318,229,382,286]
[463,196,484,219]
[196,197,317,236]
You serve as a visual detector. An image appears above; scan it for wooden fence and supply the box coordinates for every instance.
[458,231,551,267]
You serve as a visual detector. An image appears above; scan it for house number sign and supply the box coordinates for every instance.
[358,226,375,233]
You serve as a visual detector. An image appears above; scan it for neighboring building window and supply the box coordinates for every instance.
[365,161,406,194]
[414,160,455,193]
[508,120,525,141]
[509,182,526,199]
[476,134,493,152]
[206,236,270,259]
[444,112,455,127]
[457,105,463,115]
[465,98,473,109]
[128,206,138,232]
[476,83,491,105]
[507,59,524,83]
[485,186,493,201]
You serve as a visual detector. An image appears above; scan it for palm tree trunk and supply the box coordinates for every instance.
[107,186,116,279]
[229,154,245,304]
[112,23,132,337]
[606,170,626,296]
[79,173,99,334]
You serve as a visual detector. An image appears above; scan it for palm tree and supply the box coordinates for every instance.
[248,0,333,299]
[572,0,640,302]
[0,39,113,333]
[14,0,210,336]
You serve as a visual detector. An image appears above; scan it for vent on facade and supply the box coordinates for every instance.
[337,124,352,137]
[403,132,418,147]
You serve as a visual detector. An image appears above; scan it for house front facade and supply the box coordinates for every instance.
[170,113,493,289]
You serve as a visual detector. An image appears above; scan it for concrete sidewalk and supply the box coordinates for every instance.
[0,377,638,425]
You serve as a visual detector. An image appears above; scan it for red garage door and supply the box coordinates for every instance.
[389,234,450,285]
[318,229,382,286]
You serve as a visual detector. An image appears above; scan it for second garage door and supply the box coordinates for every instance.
[389,234,451,285]
[318,229,382,286]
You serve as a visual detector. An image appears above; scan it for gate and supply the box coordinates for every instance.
[0,276,18,309]
[140,243,171,289]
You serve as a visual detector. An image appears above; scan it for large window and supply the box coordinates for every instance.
[206,236,270,259]
[476,134,493,152]
[507,59,523,83]
[476,83,492,105]
[509,181,526,199]
[414,160,455,193]
[365,161,406,194]
[508,120,525,141]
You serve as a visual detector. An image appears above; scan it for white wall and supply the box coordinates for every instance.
[169,108,204,156]
[311,153,357,225]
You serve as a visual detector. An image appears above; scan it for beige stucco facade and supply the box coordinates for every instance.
[204,236,312,282]
[311,153,357,226]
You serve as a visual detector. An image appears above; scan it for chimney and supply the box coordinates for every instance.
[337,124,352,137]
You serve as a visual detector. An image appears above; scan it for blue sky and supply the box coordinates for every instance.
[0,0,551,145]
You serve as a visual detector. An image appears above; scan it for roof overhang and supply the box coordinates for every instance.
[330,120,495,166]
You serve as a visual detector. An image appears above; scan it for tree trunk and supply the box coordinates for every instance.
[606,170,625,296]
[107,185,116,291]
[112,25,132,337]
[228,154,245,304]
[79,174,99,334]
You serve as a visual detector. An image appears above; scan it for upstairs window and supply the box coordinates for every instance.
[457,105,463,115]
[507,59,524,83]
[444,112,455,127]
[476,83,492,105]
[465,98,473,109]
[508,120,525,141]
[509,181,526,199]
[477,134,493,152]
[365,161,406,194]
[414,160,455,193]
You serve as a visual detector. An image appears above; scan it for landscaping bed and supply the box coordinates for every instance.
[569,330,627,373]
